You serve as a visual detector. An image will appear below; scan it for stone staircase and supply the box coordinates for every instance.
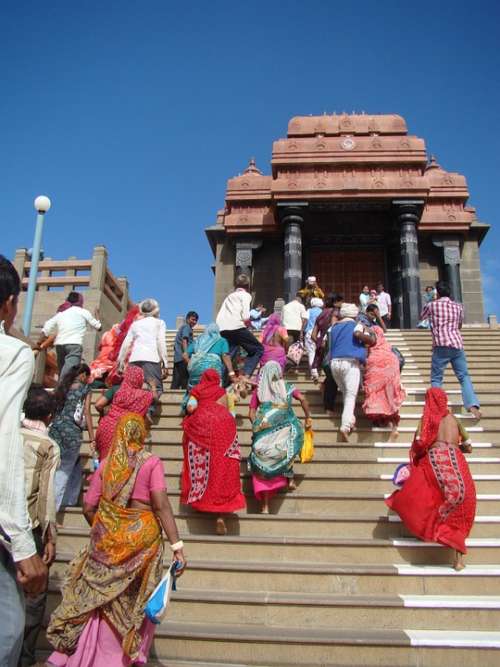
[43,328,500,666]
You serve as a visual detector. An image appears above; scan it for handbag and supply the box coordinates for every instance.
[300,429,314,463]
[144,561,179,624]
[73,398,86,429]
[287,341,304,365]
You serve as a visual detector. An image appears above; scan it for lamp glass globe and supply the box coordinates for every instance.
[34,195,51,213]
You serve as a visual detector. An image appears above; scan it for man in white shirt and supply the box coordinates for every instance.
[36,291,102,378]
[0,256,47,666]
[118,298,168,417]
[216,274,263,380]
[376,282,392,328]
[282,294,308,342]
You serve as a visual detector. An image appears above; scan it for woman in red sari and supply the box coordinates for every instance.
[94,366,154,460]
[386,387,476,570]
[181,369,246,535]
[362,317,406,441]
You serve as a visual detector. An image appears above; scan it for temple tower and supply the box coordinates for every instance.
[206,114,488,326]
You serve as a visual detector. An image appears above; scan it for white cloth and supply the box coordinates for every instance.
[304,332,318,377]
[0,323,36,561]
[118,317,168,366]
[359,293,370,311]
[376,291,392,317]
[257,361,287,404]
[42,306,101,345]
[330,358,361,431]
[216,289,252,331]
[282,300,307,331]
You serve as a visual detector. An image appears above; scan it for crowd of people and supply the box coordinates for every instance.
[0,252,482,666]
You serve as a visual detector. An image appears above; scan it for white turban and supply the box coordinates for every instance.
[311,297,324,308]
[340,303,359,319]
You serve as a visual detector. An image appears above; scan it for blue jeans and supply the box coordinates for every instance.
[0,547,25,667]
[54,442,82,510]
[431,346,479,409]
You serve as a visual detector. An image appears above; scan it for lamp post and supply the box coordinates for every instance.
[22,195,51,337]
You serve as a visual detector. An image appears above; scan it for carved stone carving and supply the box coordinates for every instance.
[444,246,460,265]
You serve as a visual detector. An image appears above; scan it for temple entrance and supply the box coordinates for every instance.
[309,247,386,303]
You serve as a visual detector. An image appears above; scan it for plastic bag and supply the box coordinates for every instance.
[300,429,314,463]
[144,561,178,624]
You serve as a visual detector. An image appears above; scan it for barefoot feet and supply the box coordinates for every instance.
[453,550,465,571]
[339,427,350,442]
[215,516,227,536]
[388,427,399,443]
[469,406,482,420]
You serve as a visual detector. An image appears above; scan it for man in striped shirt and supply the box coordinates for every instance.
[420,280,481,418]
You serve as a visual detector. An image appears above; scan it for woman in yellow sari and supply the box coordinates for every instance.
[46,413,186,666]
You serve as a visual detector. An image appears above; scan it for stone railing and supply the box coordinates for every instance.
[13,245,132,360]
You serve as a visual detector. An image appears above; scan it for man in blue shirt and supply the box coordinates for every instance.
[330,303,375,441]
[171,311,199,389]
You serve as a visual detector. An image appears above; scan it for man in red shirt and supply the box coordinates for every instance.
[420,281,481,418]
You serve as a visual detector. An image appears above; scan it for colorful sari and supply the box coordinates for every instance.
[181,369,245,513]
[362,325,406,425]
[89,326,119,383]
[249,362,304,498]
[386,388,476,554]
[47,414,164,664]
[95,366,153,460]
[260,313,288,371]
[181,324,229,413]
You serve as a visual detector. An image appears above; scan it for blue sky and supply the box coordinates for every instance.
[2,0,499,326]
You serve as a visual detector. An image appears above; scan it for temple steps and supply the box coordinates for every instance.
[44,581,500,631]
[81,439,500,460]
[112,414,498,430]
[56,509,500,539]
[100,470,500,495]
[54,528,500,564]
[49,551,500,595]
[37,622,500,667]
[78,451,500,476]
[85,426,496,445]
[41,328,500,665]
[62,489,500,516]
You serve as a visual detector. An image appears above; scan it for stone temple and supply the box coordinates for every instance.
[206,114,488,327]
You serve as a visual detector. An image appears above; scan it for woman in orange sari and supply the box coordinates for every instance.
[386,388,476,570]
[362,308,406,440]
[46,413,186,666]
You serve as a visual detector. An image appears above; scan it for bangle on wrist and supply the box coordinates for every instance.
[169,540,184,552]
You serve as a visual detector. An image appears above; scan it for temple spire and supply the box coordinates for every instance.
[243,157,263,175]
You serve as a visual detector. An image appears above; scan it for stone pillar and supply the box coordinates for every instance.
[432,237,462,303]
[234,239,262,282]
[279,206,306,303]
[13,248,28,281]
[393,201,423,328]
[39,256,52,291]
[117,277,129,316]
[89,245,108,290]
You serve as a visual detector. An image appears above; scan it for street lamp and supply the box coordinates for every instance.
[22,195,51,336]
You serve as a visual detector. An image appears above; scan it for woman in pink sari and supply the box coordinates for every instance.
[46,413,186,666]
[259,313,289,371]
[362,312,406,440]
